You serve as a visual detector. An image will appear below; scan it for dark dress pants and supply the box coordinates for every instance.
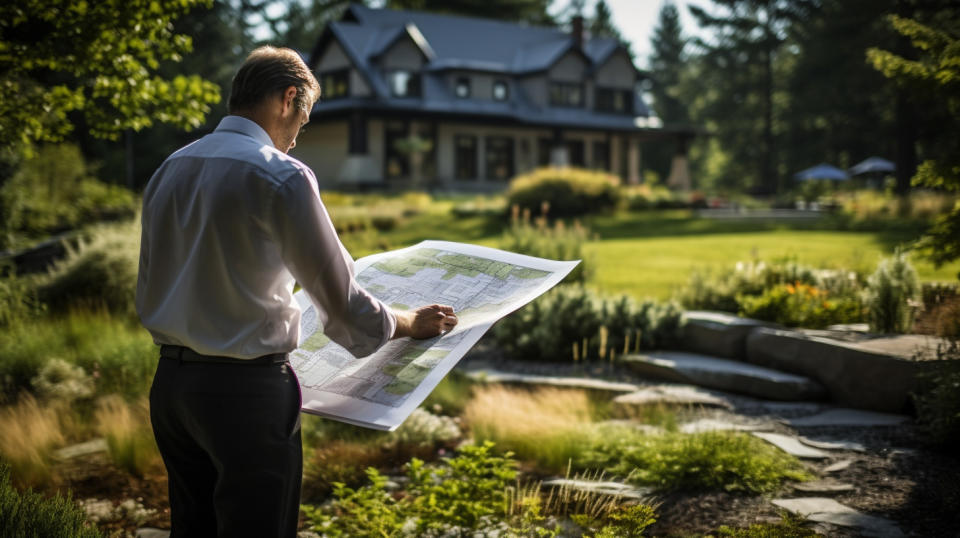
[149,355,303,538]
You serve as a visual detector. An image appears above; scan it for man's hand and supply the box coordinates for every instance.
[393,304,458,339]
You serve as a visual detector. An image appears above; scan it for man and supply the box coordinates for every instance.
[136,46,457,538]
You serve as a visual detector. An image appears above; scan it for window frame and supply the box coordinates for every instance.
[319,68,350,100]
[492,79,509,101]
[484,136,514,181]
[549,81,584,108]
[454,134,478,180]
[387,69,422,98]
[595,87,635,115]
[454,76,471,99]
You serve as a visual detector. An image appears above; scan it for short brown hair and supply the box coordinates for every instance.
[228,46,321,114]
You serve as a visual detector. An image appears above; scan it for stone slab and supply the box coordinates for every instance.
[746,327,924,413]
[623,351,826,401]
[680,310,776,360]
[772,498,904,537]
[136,529,170,538]
[822,459,854,473]
[542,478,653,500]
[751,432,831,459]
[613,385,734,409]
[679,418,771,434]
[787,409,909,428]
[753,400,824,417]
[54,438,109,461]
[793,479,856,493]
[798,436,866,453]
[465,370,641,393]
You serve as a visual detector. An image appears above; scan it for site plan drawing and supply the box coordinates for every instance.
[291,240,578,430]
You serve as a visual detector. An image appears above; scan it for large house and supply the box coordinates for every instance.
[294,3,692,191]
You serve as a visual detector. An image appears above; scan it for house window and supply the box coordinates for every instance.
[549,82,583,107]
[592,140,610,170]
[493,80,509,101]
[454,135,477,180]
[485,136,514,180]
[537,138,553,166]
[595,88,634,114]
[384,121,409,179]
[455,77,471,98]
[567,140,585,167]
[388,70,421,97]
[385,121,436,181]
[320,69,349,100]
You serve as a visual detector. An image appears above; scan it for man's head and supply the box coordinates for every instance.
[229,46,321,152]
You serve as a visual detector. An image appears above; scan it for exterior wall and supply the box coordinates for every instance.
[291,121,349,188]
[379,37,424,70]
[447,70,502,101]
[595,50,637,89]
[435,124,557,191]
[549,52,587,82]
[316,40,371,97]
[519,75,548,108]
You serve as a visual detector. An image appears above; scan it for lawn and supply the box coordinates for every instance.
[345,204,960,301]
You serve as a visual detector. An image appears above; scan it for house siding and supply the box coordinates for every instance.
[595,50,636,89]
[379,38,424,70]
[316,40,371,97]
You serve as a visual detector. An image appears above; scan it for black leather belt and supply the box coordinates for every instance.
[160,345,288,365]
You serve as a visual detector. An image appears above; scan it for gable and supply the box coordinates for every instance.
[595,48,637,89]
[548,51,588,82]
[379,36,426,71]
[317,40,351,71]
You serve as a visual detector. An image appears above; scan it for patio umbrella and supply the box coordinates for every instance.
[849,157,895,176]
[793,163,850,181]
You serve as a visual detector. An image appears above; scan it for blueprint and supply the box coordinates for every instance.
[291,240,578,430]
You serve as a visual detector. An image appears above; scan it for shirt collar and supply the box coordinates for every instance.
[214,116,275,148]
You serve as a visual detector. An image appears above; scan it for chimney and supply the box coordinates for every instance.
[572,15,584,49]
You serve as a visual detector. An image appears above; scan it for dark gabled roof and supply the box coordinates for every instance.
[308,4,658,129]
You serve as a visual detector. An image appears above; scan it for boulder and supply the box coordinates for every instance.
[746,328,923,413]
[680,311,776,360]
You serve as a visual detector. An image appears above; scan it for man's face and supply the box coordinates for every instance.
[281,105,309,154]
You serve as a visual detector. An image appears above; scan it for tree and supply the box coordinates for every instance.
[645,1,689,183]
[385,0,555,25]
[687,0,812,194]
[0,0,221,153]
[868,13,960,274]
[590,0,622,42]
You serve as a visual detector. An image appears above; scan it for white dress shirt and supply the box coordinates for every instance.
[136,116,396,359]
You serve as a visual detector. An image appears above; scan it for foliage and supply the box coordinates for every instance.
[868,13,960,271]
[621,184,689,211]
[0,462,103,538]
[420,369,474,416]
[864,249,921,333]
[387,407,461,448]
[36,218,140,317]
[507,167,621,218]
[582,426,810,493]
[716,512,817,537]
[0,271,44,327]
[738,282,862,328]
[500,206,592,283]
[0,395,69,487]
[30,358,95,403]
[0,312,156,404]
[384,0,555,25]
[464,385,594,472]
[303,442,557,537]
[0,144,137,249]
[94,396,161,478]
[573,504,657,538]
[913,341,960,450]
[493,285,684,362]
[0,0,220,151]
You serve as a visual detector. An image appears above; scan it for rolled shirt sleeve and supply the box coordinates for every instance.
[269,167,396,358]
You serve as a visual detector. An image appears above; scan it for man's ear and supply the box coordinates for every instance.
[282,86,298,115]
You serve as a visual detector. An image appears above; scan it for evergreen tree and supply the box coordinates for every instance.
[649,1,688,126]
[386,0,555,25]
[590,0,622,42]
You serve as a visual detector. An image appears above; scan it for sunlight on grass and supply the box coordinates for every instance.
[0,395,68,486]
[588,231,960,300]
[94,395,161,478]
[464,385,594,472]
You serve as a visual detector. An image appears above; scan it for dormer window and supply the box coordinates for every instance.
[388,70,421,97]
[493,80,508,101]
[455,77,470,98]
[549,82,583,107]
[596,88,634,114]
[320,69,349,100]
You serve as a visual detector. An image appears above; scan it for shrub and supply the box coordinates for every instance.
[388,407,461,448]
[0,270,44,326]
[0,395,68,487]
[31,358,95,403]
[914,341,960,450]
[582,426,810,493]
[622,183,686,211]
[0,462,103,538]
[507,167,621,218]
[864,249,921,333]
[500,206,593,283]
[464,385,594,472]
[0,144,136,249]
[94,396,161,478]
[493,285,684,362]
[303,442,530,537]
[716,512,817,537]
[36,218,140,316]
[738,282,863,328]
